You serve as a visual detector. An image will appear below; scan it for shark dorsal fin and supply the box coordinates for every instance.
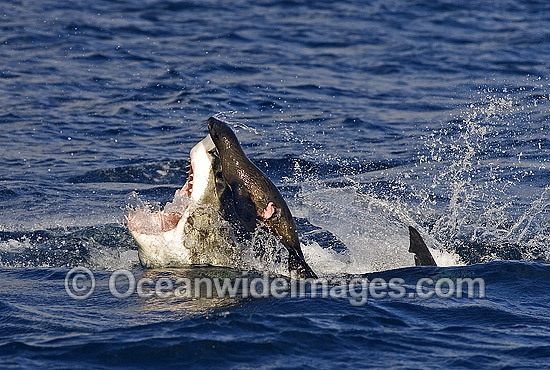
[408,226,437,266]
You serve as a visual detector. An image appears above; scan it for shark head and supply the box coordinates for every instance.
[126,134,234,267]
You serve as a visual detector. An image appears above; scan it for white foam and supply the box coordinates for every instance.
[292,182,462,274]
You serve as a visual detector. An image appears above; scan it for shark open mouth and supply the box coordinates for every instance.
[127,135,216,236]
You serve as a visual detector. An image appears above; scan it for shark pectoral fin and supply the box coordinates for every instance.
[233,183,258,232]
[408,226,437,267]
[261,202,276,219]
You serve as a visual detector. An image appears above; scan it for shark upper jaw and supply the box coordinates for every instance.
[183,133,217,203]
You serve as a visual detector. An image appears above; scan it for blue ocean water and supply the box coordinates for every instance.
[1,0,549,368]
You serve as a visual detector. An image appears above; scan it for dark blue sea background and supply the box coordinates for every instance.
[1,0,549,368]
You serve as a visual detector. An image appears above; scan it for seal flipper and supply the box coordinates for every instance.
[232,183,257,232]
[288,250,318,279]
[408,226,437,266]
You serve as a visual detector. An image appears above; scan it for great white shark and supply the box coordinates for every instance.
[127,117,437,278]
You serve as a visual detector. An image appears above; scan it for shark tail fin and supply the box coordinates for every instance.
[408,226,437,267]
